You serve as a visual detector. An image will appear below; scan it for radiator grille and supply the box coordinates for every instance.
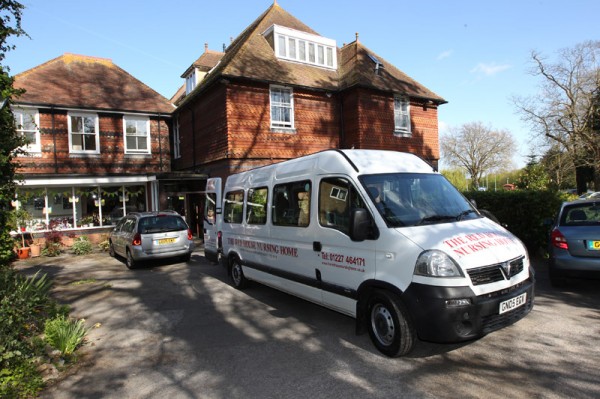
[468,256,525,285]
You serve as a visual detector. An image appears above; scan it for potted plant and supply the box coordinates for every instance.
[30,235,42,257]
[10,208,32,259]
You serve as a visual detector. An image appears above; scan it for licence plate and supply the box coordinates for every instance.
[587,240,600,250]
[499,293,527,314]
[157,238,176,245]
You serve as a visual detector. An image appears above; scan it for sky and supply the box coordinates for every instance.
[4,0,599,169]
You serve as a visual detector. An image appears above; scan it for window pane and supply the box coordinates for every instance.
[126,120,137,134]
[72,134,83,150]
[298,40,306,61]
[83,117,95,133]
[84,134,96,151]
[71,116,83,133]
[137,137,148,150]
[272,181,311,227]
[318,45,324,65]
[308,43,315,63]
[25,131,37,144]
[126,136,136,149]
[247,187,268,225]
[326,47,333,67]
[278,35,286,57]
[288,38,296,59]
[224,191,244,224]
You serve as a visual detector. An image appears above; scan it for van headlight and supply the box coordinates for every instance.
[415,250,464,277]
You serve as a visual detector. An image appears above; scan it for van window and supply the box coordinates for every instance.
[319,177,367,235]
[247,187,268,225]
[272,181,311,227]
[224,190,244,224]
[360,173,478,227]
[205,193,217,225]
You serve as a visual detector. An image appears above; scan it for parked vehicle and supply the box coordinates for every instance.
[109,211,194,269]
[578,192,600,200]
[205,149,534,357]
[547,199,600,286]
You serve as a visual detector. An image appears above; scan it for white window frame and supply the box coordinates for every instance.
[185,69,197,95]
[173,116,181,159]
[68,112,100,154]
[267,25,337,70]
[123,115,151,154]
[394,96,411,137]
[270,85,294,130]
[13,107,41,152]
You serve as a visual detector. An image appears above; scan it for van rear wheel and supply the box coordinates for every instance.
[230,256,248,289]
[367,290,415,357]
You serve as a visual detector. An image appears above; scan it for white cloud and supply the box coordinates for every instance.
[470,62,511,76]
[436,50,453,61]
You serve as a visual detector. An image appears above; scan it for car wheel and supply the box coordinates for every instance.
[109,241,116,257]
[367,289,415,357]
[230,256,248,289]
[126,249,137,270]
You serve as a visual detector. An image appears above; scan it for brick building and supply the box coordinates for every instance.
[171,2,446,182]
[11,53,175,234]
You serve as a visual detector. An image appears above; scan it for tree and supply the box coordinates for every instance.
[540,144,576,190]
[440,121,516,189]
[514,40,600,191]
[516,155,550,190]
[0,0,27,262]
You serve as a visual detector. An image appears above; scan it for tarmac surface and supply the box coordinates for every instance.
[14,245,600,399]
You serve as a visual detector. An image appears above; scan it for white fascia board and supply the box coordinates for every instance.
[19,175,157,188]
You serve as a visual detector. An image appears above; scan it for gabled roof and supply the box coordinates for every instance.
[178,2,445,108]
[14,53,174,114]
[339,40,446,103]
[180,45,224,78]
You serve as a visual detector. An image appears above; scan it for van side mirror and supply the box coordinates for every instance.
[350,208,371,241]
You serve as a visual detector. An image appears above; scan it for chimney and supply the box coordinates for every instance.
[204,43,208,53]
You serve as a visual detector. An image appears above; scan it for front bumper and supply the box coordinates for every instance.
[402,271,535,343]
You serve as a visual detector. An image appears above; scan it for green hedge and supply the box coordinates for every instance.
[463,190,574,254]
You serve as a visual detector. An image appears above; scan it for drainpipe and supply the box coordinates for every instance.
[157,113,163,171]
[51,106,58,173]
[191,108,196,168]
[338,95,345,148]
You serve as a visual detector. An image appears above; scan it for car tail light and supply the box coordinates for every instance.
[551,228,568,250]
[187,229,193,240]
[132,233,142,246]
[217,231,222,250]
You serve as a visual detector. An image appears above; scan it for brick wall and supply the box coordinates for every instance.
[17,109,171,175]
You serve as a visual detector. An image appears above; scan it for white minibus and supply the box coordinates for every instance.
[204,149,534,357]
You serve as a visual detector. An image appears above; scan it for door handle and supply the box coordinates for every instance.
[313,241,322,252]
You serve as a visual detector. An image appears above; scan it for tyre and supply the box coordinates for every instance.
[109,242,116,257]
[367,289,415,357]
[229,256,248,289]
[126,249,137,269]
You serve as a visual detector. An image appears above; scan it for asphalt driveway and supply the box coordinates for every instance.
[15,248,600,399]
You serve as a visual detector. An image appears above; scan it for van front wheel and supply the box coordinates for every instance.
[367,290,415,357]
[230,256,248,289]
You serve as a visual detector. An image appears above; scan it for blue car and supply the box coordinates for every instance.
[548,199,600,286]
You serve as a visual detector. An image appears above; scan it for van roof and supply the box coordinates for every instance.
[226,150,436,187]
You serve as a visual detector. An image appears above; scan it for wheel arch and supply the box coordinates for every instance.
[355,279,406,335]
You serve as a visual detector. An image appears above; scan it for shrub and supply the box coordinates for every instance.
[44,316,88,356]
[97,234,110,252]
[71,236,93,255]
[463,190,573,254]
[0,269,61,398]
[42,230,62,257]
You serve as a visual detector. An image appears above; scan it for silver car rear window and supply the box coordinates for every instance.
[138,216,188,234]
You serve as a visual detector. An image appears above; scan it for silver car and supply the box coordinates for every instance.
[548,199,600,286]
[109,211,194,269]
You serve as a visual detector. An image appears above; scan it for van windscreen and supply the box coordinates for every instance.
[359,173,479,227]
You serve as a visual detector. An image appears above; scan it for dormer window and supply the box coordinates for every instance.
[265,25,337,70]
[185,69,197,95]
